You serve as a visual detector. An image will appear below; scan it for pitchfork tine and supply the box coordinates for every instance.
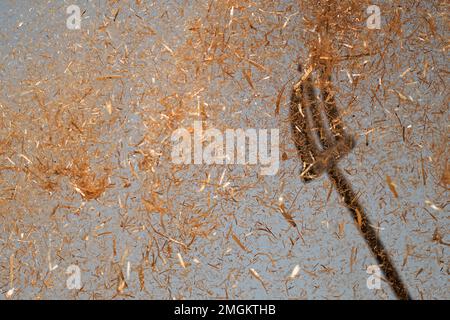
[290,64,354,181]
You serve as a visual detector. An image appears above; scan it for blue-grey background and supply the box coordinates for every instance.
[0,0,448,299]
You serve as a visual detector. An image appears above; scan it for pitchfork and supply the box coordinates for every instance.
[290,62,411,300]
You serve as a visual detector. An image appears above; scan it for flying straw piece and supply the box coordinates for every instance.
[386,175,399,198]
[231,232,250,253]
[177,253,186,269]
[249,268,268,293]
[290,265,300,279]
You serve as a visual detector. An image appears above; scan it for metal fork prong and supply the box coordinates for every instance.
[291,64,354,181]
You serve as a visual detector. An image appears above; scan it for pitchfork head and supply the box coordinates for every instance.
[290,63,355,182]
